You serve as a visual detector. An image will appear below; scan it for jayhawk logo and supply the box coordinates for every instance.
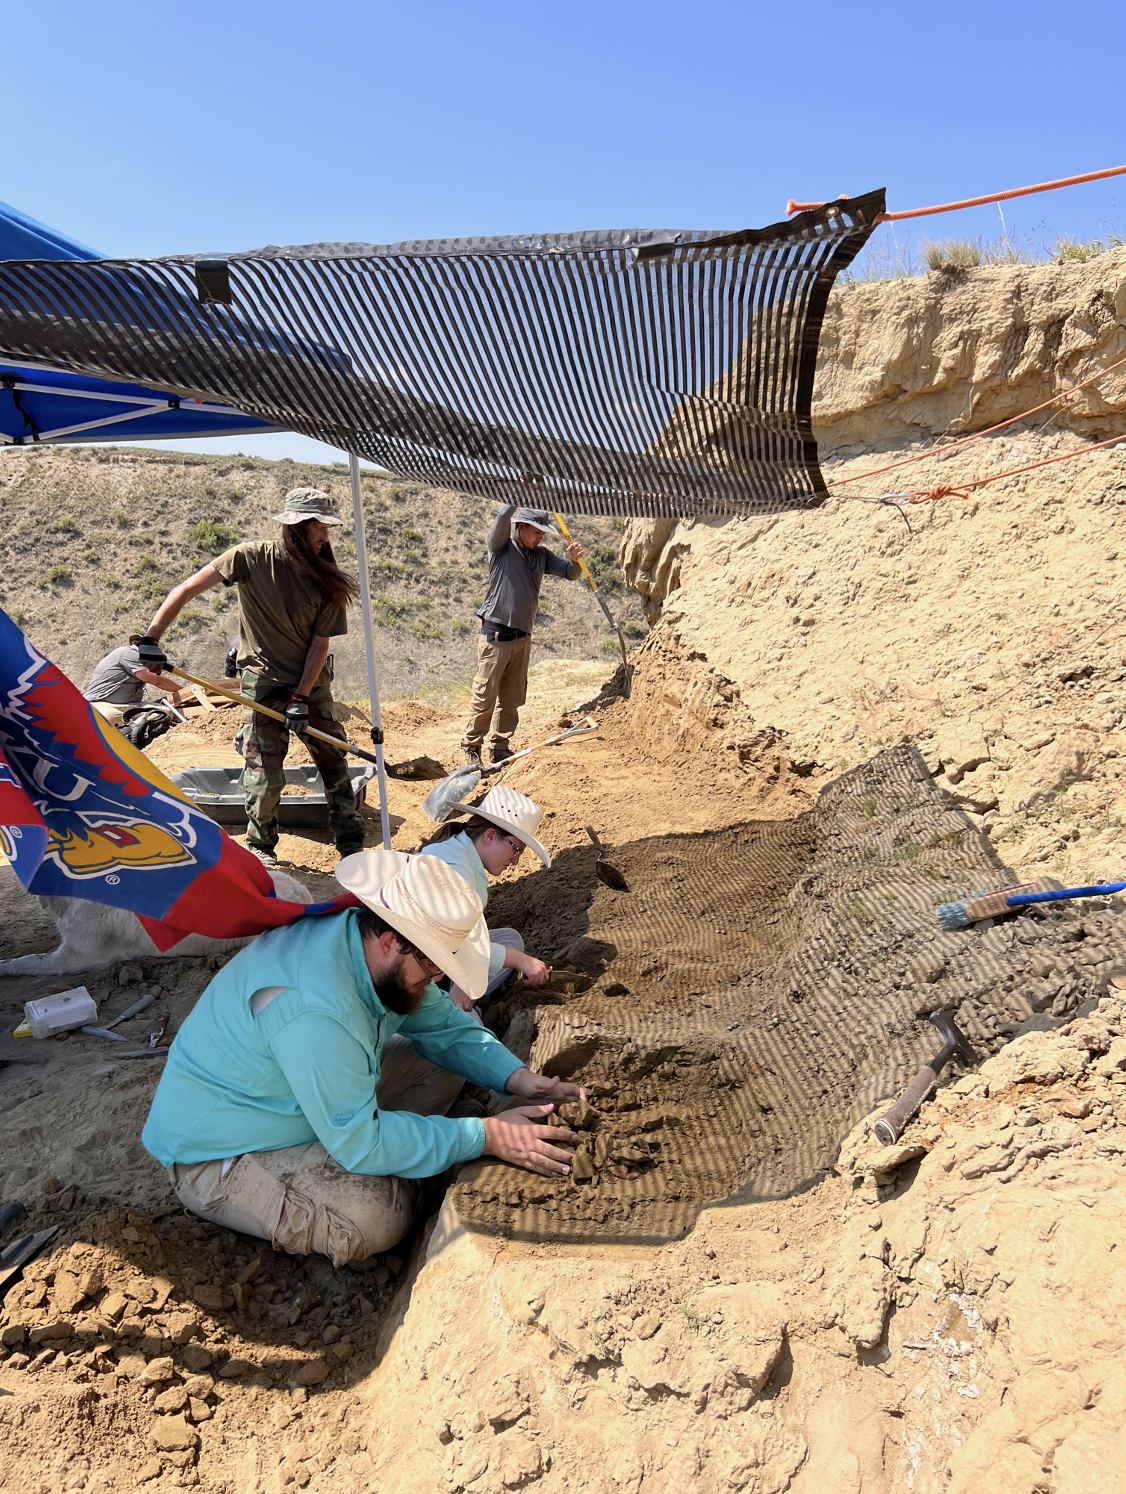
[46,819,196,879]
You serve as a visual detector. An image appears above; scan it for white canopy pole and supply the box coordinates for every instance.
[347,451,391,849]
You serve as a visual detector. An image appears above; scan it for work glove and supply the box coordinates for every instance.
[285,694,311,730]
[132,635,169,673]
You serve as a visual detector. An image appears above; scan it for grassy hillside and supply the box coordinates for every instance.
[0,446,645,701]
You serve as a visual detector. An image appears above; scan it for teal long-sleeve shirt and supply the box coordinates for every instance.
[142,909,523,1178]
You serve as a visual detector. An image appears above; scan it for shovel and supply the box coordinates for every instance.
[553,513,629,671]
[423,717,598,822]
[166,666,381,766]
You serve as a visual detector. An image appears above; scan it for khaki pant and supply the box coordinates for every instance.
[169,1036,463,1266]
[91,701,127,727]
[462,633,532,753]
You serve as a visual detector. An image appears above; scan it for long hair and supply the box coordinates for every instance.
[417,815,493,849]
[281,519,361,608]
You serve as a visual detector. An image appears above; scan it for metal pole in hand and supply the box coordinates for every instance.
[348,452,391,850]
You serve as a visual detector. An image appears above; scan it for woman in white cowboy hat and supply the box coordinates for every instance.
[143,850,583,1265]
[418,785,553,1015]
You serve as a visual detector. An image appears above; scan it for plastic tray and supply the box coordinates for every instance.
[171,764,375,827]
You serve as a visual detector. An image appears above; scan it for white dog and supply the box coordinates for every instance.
[0,869,314,976]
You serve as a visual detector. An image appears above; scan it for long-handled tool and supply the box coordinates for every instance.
[422,717,598,822]
[553,512,629,671]
[937,879,1126,931]
[873,1010,978,1146]
[165,666,381,766]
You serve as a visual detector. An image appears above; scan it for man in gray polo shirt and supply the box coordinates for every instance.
[462,506,583,768]
[83,644,184,726]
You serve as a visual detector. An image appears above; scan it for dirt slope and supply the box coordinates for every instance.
[621,258,1126,889]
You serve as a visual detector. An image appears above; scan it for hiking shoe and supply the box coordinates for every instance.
[490,741,512,766]
[464,748,484,770]
[248,846,278,869]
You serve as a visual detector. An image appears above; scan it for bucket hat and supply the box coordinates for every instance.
[272,486,343,526]
[512,507,559,538]
[335,851,491,1000]
[447,785,552,869]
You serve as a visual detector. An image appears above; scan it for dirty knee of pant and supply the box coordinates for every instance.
[268,1163,421,1266]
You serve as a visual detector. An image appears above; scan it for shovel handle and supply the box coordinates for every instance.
[554,514,628,667]
[553,512,598,591]
[478,717,598,776]
[168,667,379,765]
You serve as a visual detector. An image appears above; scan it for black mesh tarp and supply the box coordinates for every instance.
[0,192,883,518]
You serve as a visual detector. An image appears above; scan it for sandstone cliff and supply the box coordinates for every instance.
[620,250,1126,883]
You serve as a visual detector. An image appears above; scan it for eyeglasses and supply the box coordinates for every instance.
[394,936,443,979]
[499,833,526,859]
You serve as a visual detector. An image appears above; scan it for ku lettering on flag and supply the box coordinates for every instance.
[0,608,358,949]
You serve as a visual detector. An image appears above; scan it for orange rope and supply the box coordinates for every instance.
[825,354,1126,490]
[903,432,1126,504]
[786,163,1126,221]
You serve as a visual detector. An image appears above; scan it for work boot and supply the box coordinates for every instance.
[248,845,278,869]
[335,840,364,860]
[464,747,484,770]
[490,740,511,766]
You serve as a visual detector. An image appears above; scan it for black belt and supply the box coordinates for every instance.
[481,622,529,642]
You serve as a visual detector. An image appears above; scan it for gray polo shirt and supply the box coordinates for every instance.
[476,506,580,634]
[83,645,146,706]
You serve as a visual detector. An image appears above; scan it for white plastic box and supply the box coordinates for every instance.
[23,987,98,1040]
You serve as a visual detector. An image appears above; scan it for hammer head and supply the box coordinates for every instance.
[928,1008,979,1072]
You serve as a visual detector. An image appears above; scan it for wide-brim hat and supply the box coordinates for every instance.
[335,850,491,1000]
[273,486,343,526]
[446,784,552,869]
[512,507,559,538]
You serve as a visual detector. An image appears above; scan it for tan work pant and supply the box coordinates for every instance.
[91,701,128,727]
[169,1036,463,1266]
[462,633,532,753]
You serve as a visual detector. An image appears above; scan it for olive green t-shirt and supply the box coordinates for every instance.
[213,541,348,686]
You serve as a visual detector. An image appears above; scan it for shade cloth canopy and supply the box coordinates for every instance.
[0,192,884,516]
[0,201,274,447]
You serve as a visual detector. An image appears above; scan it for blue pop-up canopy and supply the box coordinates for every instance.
[0,201,275,446]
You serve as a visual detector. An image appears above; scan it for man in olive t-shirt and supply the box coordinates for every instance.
[135,489,364,866]
[212,541,348,682]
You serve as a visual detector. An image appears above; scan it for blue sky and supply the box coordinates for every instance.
[6,0,1125,463]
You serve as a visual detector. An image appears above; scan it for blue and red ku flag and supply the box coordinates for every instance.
[0,608,358,950]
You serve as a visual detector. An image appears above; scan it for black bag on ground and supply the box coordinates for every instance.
[118,705,174,750]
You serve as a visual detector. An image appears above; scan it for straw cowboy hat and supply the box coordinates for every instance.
[335,851,491,1000]
[447,785,552,869]
[272,486,343,526]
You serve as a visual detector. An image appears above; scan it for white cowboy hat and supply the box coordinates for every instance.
[335,850,491,1000]
[447,785,552,869]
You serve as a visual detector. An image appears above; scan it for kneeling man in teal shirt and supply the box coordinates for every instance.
[143,850,581,1265]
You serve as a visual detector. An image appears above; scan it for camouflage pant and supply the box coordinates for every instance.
[236,671,364,854]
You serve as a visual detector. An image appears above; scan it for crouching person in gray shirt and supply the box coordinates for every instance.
[461,506,583,769]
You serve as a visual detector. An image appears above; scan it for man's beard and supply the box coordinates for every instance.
[376,955,429,1016]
